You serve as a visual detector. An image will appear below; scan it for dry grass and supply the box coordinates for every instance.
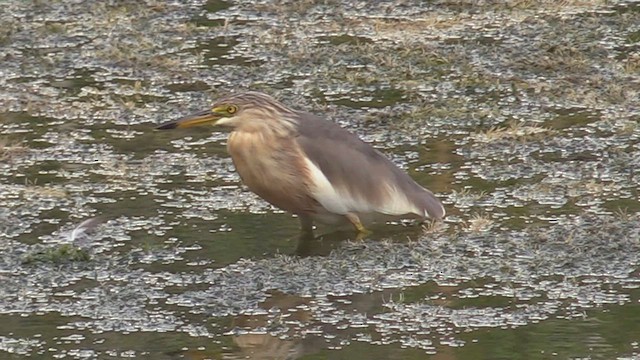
[422,219,447,234]
[464,213,495,233]
[623,54,640,74]
[472,121,553,143]
[451,187,487,202]
[507,0,609,13]
[616,120,638,135]
[0,138,27,161]
[22,178,68,199]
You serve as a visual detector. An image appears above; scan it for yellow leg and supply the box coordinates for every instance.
[345,213,371,240]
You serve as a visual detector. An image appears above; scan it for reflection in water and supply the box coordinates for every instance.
[232,333,304,360]
[294,230,359,257]
[223,284,465,359]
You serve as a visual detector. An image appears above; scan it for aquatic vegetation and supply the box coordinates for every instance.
[0,0,639,358]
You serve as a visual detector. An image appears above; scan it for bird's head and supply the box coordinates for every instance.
[156,92,297,135]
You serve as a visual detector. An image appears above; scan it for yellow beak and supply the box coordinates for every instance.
[156,109,222,130]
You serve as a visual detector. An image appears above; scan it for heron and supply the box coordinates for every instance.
[156,91,445,236]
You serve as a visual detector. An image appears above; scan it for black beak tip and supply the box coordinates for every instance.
[156,121,178,130]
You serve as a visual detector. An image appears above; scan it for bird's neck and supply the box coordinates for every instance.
[234,117,296,138]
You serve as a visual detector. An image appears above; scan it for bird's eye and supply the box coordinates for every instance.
[227,105,238,114]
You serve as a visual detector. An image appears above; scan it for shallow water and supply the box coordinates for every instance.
[1,0,640,359]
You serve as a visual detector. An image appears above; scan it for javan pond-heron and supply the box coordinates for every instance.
[157,92,445,235]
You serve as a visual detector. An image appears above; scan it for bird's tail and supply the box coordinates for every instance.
[416,188,446,220]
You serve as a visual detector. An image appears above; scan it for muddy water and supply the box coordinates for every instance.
[1,1,640,359]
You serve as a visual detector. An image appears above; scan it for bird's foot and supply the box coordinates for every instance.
[354,228,372,241]
[346,213,371,241]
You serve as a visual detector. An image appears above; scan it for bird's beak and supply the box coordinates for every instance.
[156,109,223,130]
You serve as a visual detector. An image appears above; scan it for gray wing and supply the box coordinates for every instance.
[294,111,445,219]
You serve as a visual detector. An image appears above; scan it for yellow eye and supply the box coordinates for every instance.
[227,105,238,114]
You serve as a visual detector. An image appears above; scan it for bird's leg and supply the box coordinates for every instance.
[298,215,314,236]
[345,213,371,240]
